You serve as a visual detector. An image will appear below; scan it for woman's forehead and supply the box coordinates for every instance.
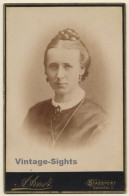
[47,48,80,64]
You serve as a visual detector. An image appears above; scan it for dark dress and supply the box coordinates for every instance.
[23,98,109,149]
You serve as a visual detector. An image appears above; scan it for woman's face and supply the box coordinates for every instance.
[45,47,85,95]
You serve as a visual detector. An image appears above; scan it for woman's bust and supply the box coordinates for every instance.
[23,28,109,149]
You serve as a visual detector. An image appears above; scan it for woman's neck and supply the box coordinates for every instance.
[54,86,84,103]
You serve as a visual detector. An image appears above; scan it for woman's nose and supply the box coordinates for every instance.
[56,66,65,79]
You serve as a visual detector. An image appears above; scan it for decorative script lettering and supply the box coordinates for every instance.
[12,175,53,191]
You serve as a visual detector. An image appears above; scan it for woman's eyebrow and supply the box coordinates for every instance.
[63,63,73,67]
[48,63,58,66]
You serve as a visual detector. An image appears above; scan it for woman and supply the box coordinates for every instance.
[23,28,108,149]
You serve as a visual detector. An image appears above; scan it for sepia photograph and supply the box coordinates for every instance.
[4,3,125,193]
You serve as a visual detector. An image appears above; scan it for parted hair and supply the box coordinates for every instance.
[44,28,91,81]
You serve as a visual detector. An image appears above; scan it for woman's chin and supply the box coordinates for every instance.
[54,85,80,96]
[54,86,72,95]
[55,89,68,95]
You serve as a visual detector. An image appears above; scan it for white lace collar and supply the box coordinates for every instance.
[51,89,85,110]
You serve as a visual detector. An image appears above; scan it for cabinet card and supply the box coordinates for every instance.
[4,3,126,193]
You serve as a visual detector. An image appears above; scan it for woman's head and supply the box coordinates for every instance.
[44,28,91,81]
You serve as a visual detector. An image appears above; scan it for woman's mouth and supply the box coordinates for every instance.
[56,82,67,87]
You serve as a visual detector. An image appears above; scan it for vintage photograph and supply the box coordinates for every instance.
[4,3,125,193]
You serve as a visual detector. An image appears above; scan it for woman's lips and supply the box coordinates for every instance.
[55,82,67,87]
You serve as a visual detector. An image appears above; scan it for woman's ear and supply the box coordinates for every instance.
[44,66,47,75]
[80,65,85,75]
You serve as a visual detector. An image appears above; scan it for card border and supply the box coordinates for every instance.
[3,2,126,194]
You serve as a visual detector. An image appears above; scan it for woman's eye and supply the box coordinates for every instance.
[49,64,58,69]
[64,64,72,69]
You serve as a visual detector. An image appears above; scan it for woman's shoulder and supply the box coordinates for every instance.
[23,99,52,127]
[81,98,107,114]
[28,99,52,114]
[76,98,109,125]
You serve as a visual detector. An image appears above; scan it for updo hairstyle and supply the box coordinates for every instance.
[44,28,91,81]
